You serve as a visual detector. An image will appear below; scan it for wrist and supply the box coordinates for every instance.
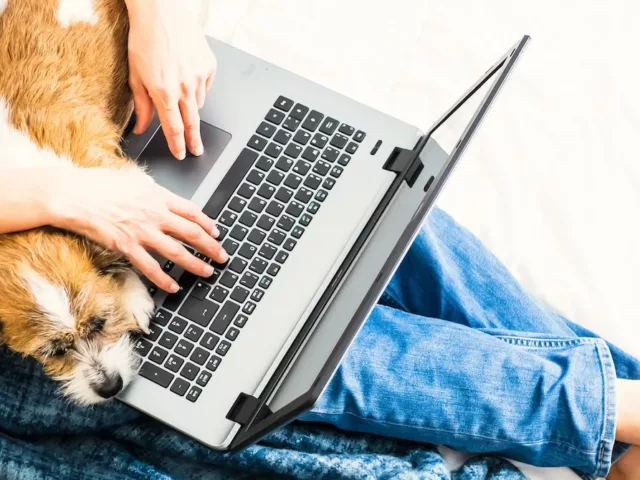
[45,168,81,232]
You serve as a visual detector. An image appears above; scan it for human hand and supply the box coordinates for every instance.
[50,167,227,293]
[126,0,216,160]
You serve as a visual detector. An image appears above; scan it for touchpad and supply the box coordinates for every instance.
[138,121,232,199]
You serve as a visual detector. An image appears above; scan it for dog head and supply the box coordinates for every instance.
[0,229,153,404]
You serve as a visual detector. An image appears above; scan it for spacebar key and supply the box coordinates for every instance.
[203,148,259,220]
[139,362,174,388]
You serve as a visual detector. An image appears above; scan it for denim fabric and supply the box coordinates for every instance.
[0,207,636,479]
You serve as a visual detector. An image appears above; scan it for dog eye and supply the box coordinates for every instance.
[87,316,106,336]
[51,346,69,357]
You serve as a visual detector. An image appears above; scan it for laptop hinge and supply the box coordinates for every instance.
[382,144,424,187]
[226,393,272,427]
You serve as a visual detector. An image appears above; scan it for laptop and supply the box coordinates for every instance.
[118,34,531,451]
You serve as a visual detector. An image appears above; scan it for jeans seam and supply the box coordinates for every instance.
[593,340,617,478]
[493,335,601,349]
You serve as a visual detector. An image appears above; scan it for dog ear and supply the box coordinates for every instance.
[85,242,132,276]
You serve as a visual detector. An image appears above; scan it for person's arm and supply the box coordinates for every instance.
[0,167,227,293]
[125,0,216,160]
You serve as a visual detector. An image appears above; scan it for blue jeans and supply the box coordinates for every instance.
[0,208,635,479]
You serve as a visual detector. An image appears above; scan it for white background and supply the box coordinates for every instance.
[206,2,640,478]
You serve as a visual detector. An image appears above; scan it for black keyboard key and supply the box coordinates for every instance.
[200,332,220,350]
[240,272,259,288]
[256,155,274,172]
[275,186,293,203]
[250,289,265,302]
[149,346,169,364]
[330,166,343,178]
[285,174,303,190]
[302,146,320,162]
[257,122,276,138]
[304,174,322,190]
[220,271,239,288]
[248,135,267,152]
[257,214,275,231]
[282,116,300,132]
[170,378,190,396]
[275,156,294,172]
[210,302,240,335]
[266,108,285,124]
[163,260,175,272]
[229,258,248,275]
[259,276,272,290]
[312,160,331,176]
[168,317,188,334]
[354,130,366,142]
[338,154,351,166]
[294,188,313,204]
[285,201,304,218]
[243,302,257,315]
[165,354,184,372]
[180,362,199,381]
[228,196,247,213]
[277,215,295,232]
[202,148,258,220]
[218,210,237,227]
[307,201,321,214]
[153,309,171,326]
[248,228,267,245]
[339,123,355,136]
[234,314,249,327]
[283,238,297,252]
[246,169,265,186]
[265,142,283,158]
[210,285,229,303]
[134,338,152,357]
[147,284,158,297]
[186,386,202,403]
[273,129,292,145]
[239,211,258,228]
[293,129,311,145]
[290,104,309,121]
[315,189,328,202]
[231,286,250,303]
[175,339,194,357]
[346,142,359,154]
[216,340,232,356]
[323,177,336,190]
[226,328,240,341]
[196,370,212,387]
[139,362,173,388]
[237,183,256,199]
[293,160,311,176]
[321,147,340,163]
[190,281,211,301]
[248,197,267,213]
[275,251,289,264]
[319,117,339,135]
[267,263,281,276]
[302,110,324,131]
[206,355,222,371]
[230,225,248,241]
[162,272,198,311]
[284,143,302,159]
[311,133,329,149]
[250,257,268,274]
[238,243,257,260]
[330,134,349,149]
[179,297,219,327]
[145,323,162,342]
[266,170,285,186]
[289,224,303,238]
[185,325,204,342]
[299,213,312,226]
[258,243,277,260]
[267,229,286,246]
[274,96,294,112]
[190,347,210,366]
[222,239,239,256]
[257,183,276,200]
[266,200,284,217]
[216,225,228,240]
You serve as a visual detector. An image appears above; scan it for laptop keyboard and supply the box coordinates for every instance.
[134,96,366,402]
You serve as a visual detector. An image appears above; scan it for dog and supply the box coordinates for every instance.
[0,0,208,405]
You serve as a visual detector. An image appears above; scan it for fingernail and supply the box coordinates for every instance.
[212,225,220,238]
[169,282,179,293]
[193,144,204,156]
[203,264,214,277]
[219,249,229,263]
[177,150,186,160]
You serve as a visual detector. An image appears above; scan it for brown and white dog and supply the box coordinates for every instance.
[0,0,206,404]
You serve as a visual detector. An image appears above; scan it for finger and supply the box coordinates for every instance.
[196,76,206,109]
[205,71,214,93]
[130,81,155,135]
[166,192,218,237]
[154,97,186,160]
[164,213,228,265]
[179,95,203,157]
[146,231,215,279]
[128,246,179,293]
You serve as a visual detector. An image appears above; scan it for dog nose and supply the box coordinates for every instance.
[94,374,123,399]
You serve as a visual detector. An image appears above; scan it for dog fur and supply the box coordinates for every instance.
[0,0,155,404]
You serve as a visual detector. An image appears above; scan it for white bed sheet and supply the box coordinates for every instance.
[206,2,640,478]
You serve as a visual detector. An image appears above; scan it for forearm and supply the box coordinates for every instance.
[0,168,58,234]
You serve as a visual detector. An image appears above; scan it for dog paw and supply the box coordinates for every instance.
[122,273,154,334]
